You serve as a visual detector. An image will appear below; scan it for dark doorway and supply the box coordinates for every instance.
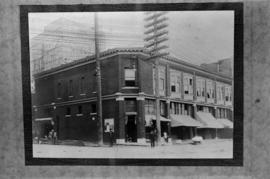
[125,115,137,142]
[161,121,169,137]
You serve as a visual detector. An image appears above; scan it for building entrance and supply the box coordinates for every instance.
[125,115,137,142]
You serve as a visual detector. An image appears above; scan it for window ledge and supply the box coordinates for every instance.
[90,112,97,115]
[65,115,71,117]
[68,96,74,98]
[57,97,62,100]
[76,114,83,116]
[80,93,86,96]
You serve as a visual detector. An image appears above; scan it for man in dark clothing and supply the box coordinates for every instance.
[109,129,114,147]
[150,123,156,148]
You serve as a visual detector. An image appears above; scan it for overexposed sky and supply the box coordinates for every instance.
[29,11,234,65]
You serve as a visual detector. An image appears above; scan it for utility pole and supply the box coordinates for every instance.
[94,12,103,146]
[144,11,169,144]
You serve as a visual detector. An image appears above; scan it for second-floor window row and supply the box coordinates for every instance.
[56,76,87,98]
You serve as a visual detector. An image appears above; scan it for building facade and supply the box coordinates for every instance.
[32,48,233,144]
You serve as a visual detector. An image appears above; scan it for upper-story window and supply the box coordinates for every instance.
[57,82,61,98]
[170,69,181,95]
[153,66,156,94]
[206,80,215,99]
[183,73,193,95]
[196,77,205,97]
[225,86,232,102]
[124,59,136,87]
[159,66,166,95]
[68,80,73,96]
[66,107,71,116]
[78,105,82,114]
[217,83,224,101]
[217,85,221,101]
[124,68,136,86]
[91,104,97,113]
[229,87,232,101]
[79,76,86,94]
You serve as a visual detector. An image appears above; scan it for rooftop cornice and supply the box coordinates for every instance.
[33,47,232,81]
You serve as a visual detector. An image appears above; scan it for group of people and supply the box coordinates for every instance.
[149,121,169,148]
[48,129,57,144]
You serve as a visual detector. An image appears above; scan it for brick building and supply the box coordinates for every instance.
[32,48,233,144]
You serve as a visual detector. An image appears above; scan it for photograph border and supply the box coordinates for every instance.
[20,2,243,166]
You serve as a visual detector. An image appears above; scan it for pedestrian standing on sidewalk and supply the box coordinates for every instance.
[109,129,114,147]
[163,132,168,143]
[52,131,57,145]
[150,121,156,148]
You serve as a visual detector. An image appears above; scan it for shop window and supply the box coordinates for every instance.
[170,102,173,114]
[174,103,180,114]
[145,100,155,115]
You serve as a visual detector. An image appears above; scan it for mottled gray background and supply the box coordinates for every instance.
[0,0,268,178]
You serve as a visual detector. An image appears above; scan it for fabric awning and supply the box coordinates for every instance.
[196,112,224,129]
[170,114,202,127]
[145,115,170,126]
[35,117,53,121]
[218,118,233,128]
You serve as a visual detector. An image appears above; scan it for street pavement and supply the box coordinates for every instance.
[33,139,232,158]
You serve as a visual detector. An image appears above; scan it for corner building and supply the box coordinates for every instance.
[32,48,233,144]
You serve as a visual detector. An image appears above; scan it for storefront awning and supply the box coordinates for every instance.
[145,115,170,126]
[196,112,224,129]
[35,117,52,121]
[171,114,202,127]
[218,118,233,128]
